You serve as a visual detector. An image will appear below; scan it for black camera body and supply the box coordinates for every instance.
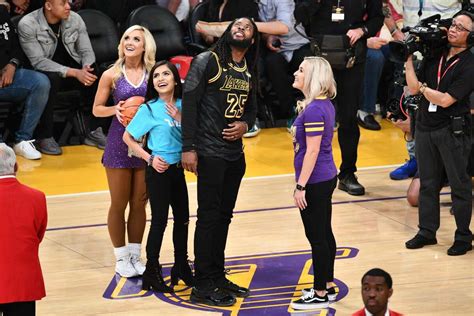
[387,60,423,122]
[389,14,450,63]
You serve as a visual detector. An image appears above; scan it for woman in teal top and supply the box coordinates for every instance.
[123,61,194,293]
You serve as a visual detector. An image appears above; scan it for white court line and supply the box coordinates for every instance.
[46,164,401,199]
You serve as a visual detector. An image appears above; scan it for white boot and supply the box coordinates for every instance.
[114,246,138,278]
[128,243,146,275]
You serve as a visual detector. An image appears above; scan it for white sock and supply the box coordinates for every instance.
[358,110,369,120]
[128,243,142,257]
[113,246,129,261]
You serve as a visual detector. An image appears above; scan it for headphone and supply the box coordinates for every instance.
[453,10,474,47]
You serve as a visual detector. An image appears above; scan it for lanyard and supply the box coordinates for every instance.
[418,0,423,17]
[436,55,460,89]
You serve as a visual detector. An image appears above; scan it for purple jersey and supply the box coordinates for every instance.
[291,98,337,184]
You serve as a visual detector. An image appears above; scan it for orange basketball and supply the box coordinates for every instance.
[120,96,145,127]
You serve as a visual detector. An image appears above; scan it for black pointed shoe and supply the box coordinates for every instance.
[405,234,437,249]
[447,241,472,256]
[338,173,365,196]
[358,114,381,131]
[190,287,236,306]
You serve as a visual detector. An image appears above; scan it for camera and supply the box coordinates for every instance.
[389,14,450,63]
[387,66,422,121]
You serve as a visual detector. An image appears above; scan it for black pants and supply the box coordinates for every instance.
[145,164,190,263]
[37,66,101,139]
[416,125,472,242]
[0,301,35,316]
[333,62,365,178]
[264,44,311,118]
[300,177,337,291]
[194,155,246,289]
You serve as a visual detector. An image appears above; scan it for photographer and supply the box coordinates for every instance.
[295,0,384,196]
[404,11,473,256]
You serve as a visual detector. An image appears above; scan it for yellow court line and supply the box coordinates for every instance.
[250,291,295,298]
[110,277,148,298]
[251,282,312,292]
[242,296,294,304]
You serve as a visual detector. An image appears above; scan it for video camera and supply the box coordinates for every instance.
[389,14,450,63]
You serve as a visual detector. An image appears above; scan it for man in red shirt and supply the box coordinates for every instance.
[352,268,403,316]
[0,143,47,316]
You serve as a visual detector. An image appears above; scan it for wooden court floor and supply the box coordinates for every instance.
[14,121,474,315]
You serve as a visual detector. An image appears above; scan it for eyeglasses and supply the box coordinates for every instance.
[450,21,470,33]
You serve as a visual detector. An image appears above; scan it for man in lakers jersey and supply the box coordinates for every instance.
[181,17,260,307]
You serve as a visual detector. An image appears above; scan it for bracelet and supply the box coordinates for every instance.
[147,155,155,166]
[390,27,398,36]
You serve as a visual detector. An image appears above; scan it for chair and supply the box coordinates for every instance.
[187,0,209,49]
[0,101,15,142]
[125,5,202,60]
[78,9,119,74]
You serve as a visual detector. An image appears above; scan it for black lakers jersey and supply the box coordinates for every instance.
[182,51,257,160]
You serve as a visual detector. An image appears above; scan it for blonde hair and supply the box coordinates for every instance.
[296,57,337,114]
[111,25,156,88]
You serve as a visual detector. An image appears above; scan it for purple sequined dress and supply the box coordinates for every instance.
[102,73,147,168]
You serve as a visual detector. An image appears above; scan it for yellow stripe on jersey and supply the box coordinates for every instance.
[305,127,324,132]
[304,122,324,126]
[208,52,222,83]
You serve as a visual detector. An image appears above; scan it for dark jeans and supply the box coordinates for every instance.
[37,67,100,140]
[300,177,337,291]
[264,44,311,118]
[362,48,386,114]
[333,62,365,177]
[194,155,246,290]
[416,125,472,242]
[0,69,50,142]
[0,301,35,316]
[145,164,190,263]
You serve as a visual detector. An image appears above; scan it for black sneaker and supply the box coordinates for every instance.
[302,286,337,301]
[290,289,329,310]
[216,278,250,298]
[190,287,236,307]
[338,173,365,196]
[447,240,472,256]
[405,234,437,249]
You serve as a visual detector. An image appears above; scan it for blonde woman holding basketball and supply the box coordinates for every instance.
[92,25,156,278]
[289,57,338,311]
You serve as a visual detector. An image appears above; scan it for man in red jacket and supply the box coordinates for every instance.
[0,143,47,316]
[352,268,403,316]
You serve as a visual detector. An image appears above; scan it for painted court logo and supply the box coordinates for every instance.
[104,248,359,315]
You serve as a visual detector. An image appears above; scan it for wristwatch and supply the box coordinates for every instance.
[148,155,155,166]
[419,82,428,94]
[8,58,20,68]
[295,184,306,191]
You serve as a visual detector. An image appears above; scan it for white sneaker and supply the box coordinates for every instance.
[130,254,146,275]
[14,140,41,160]
[115,256,139,278]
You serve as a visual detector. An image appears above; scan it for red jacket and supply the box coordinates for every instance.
[353,308,403,316]
[0,177,47,303]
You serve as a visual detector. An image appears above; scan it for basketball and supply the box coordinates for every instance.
[120,96,145,127]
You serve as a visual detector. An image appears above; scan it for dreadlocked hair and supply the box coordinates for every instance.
[210,17,260,93]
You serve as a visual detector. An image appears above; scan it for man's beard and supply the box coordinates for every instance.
[226,32,253,49]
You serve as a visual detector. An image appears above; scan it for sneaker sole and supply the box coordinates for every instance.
[301,289,337,301]
[15,152,41,160]
[84,138,106,149]
[243,131,260,138]
[290,301,329,310]
[190,294,236,307]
